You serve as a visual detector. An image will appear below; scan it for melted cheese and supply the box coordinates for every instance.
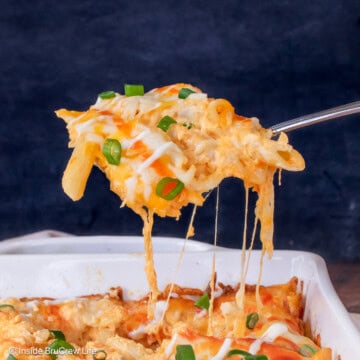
[136,142,174,174]
[165,333,179,357]
[211,338,233,360]
[129,301,168,339]
[249,322,289,354]
[0,279,331,359]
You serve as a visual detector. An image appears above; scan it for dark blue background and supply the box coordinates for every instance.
[1,0,359,261]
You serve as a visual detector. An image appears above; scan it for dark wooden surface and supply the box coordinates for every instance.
[328,263,360,313]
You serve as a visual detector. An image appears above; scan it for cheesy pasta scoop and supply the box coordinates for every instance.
[56,83,304,257]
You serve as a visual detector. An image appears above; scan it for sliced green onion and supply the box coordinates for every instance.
[99,91,116,99]
[93,350,107,360]
[299,344,317,357]
[182,122,193,129]
[47,339,75,360]
[7,355,17,360]
[124,84,144,96]
[49,329,66,341]
[157,115,177,132]
[227,350,268,360]
[178,88,196,99]
[195,293,210,310]
[156,177,184,200]
[246,312,259,329]
[246,355,268,360]
[175,344,196,360]
[102,138,122,165]
[0,304,15,310]
[227,349,252,357]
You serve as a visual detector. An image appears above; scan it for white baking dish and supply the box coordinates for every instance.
[0,235,358,360]
[0,234,213,254]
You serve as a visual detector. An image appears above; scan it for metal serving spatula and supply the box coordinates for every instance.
[270,101,360,135]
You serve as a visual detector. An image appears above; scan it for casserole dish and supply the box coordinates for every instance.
[0,235,358,359]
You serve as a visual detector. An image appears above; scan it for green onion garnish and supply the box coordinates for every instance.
[178,88,196,99]
[124,84,144,96]
[175,344,196,360]
[93,350,107,360]
[182,122,193,129]
[227,349,252,357]
[246,355,268,360]
[195,293,210,310]
[156,177,184,200]
[0,304,15,310]
[99,91,116,99]
[299,344,317,357]
[102,138,122,165]
[157,115,177,132]
[7,355,17,360]
[227,349,268,360]
[246,312,259,329]
[49,329,66,341]
[47,339,75,360]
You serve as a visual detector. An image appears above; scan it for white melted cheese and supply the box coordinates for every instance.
[165,333,179,358]
[43,298,85,305]
[67,111,89,126]
[74,115,117,136]
[194,139,217,155]
[129,128,194,184]
[194,309,207,319]
[121,129,151,150]
[136,142,173,174]
[123,126,185,168]
[249,321,311,355]
[118,97,141,120]
[220,301,237,316]
[188,93,208,100]
[102,95,161,121]
[74,118,98,134]
[211,338,233,360]
[177,107,196,120]
[85,133,103,145]
[139,128,168,151]
[169,164,196,185]
[128,301,168,339]
[139,169,155,200]
[147,84,178,100]
[24,300,39,311]
[139,97,161,113]
[102,124,118,134]
[94,93,122,108]
[125,177,137,203]
[249,322,288,354]
[122,123,195,189]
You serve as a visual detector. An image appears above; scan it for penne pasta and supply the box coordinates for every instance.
[62,134,98,201]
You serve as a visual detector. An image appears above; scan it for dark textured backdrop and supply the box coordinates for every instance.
[1,0,359,261]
